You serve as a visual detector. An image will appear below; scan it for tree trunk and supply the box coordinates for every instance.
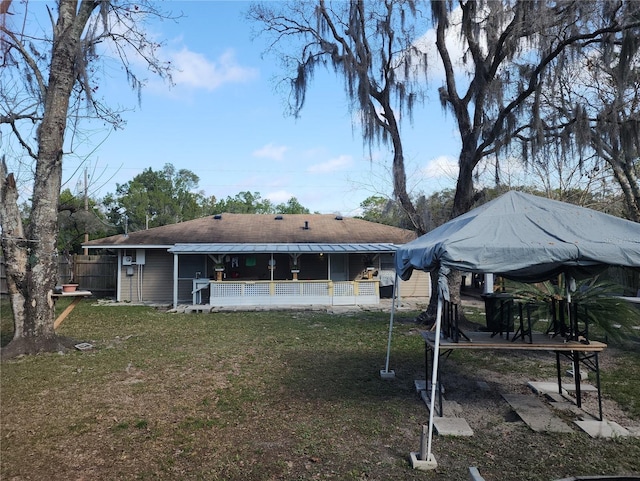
[452,142,480,218]
[610,155,640,223]
[444,149,478,309]
[420,141,480,322]
[388,117,427,236]
[1,1,97,359]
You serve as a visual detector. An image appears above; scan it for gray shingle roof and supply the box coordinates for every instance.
[84,213,416,248]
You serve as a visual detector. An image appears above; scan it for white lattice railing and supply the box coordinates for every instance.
[333,282,354,297]
[205,280,379,307]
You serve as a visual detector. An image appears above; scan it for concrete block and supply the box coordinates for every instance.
[409,452,438,470]
[380,369,395,380]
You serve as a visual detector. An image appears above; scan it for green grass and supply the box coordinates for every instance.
[600,350,640,418]
[1,298,639,480]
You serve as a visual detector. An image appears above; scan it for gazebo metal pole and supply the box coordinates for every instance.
[426,295,443,460]
[383,274,400,374]
[565,274,584,407]
[565,274,573,331]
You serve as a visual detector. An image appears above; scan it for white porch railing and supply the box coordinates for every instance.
[205,279,379,307]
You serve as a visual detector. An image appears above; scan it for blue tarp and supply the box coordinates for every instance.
[396,191,640,283]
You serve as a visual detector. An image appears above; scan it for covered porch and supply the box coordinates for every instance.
[169,243,398,309]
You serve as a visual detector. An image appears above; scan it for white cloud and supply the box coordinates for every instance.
[98,13,257,92]
[411,6,481,82]
[252,143,289,161]
[422,155,459,180]
[266,190,294,204]
[169,48,258,90]
[307,154,353,174]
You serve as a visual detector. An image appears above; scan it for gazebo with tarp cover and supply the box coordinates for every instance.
[383,191,640,469]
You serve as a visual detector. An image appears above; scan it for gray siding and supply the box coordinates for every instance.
[400,270,430,299]
[119,249,173,303]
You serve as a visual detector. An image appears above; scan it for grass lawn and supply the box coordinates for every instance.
[1,298,639,480]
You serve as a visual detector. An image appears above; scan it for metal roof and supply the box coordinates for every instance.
[168,243,400,254]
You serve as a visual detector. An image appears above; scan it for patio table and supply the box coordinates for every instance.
[421,330,607,420]
[52,290,92,329]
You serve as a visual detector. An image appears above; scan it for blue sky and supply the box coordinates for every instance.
[60,1,462,215]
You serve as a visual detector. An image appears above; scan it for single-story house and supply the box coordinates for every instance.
[83,213,430,309]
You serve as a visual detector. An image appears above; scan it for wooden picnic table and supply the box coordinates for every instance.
[421,330,607,420]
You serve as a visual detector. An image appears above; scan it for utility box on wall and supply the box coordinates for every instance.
[136,249,146,265]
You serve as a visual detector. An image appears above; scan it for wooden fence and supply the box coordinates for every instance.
[1,255,117,298]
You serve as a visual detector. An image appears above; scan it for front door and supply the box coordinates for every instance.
[329,254,348,281]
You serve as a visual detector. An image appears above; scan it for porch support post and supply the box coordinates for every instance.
[270,253,274,281]
[116,250,123,302]
[173,253,179,309]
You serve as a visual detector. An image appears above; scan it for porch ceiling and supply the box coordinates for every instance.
[168,243,399,254]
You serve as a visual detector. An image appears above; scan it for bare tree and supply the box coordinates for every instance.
[250,0,430,234]
[0,0,172,358]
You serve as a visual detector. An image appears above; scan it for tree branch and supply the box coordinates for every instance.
[0,25,47,100]
[477,19,640,159]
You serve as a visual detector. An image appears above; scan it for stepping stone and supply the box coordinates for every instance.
[575,419,630,438]
[528,381,597,395]
[544,392,567,403]
[626,426,640,437]
[476,381,490,391]
[469,466,487,481]
[529,381,566,395]
[414,380,443,393]
[558,382,598,393]
[432,417,474,436]
[549,401,590,417]
[502,393,574,433]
